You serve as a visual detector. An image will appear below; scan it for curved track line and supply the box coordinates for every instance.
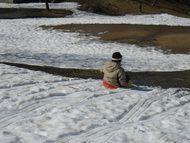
[56,90,177,142]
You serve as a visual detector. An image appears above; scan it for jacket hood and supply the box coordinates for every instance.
[104,62,120,72]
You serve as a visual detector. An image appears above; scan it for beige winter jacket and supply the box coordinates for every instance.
[100,62,128,87]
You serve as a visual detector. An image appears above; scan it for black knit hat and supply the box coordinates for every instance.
[112,52,122,61]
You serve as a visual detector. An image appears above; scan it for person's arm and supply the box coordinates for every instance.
[118,69,131,87]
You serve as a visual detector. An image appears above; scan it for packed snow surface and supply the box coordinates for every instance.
[1,2,190,71]
[0,2,190,143]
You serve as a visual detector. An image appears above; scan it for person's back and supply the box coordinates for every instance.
[100,52,131,89]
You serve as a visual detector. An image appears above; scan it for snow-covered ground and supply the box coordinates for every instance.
[0,2,190,143]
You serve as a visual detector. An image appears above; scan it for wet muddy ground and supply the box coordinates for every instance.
[46,24,190,54]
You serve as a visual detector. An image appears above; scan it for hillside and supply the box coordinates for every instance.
[73,0,190,17]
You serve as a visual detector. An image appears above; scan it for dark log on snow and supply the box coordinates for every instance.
[1,62,190,89]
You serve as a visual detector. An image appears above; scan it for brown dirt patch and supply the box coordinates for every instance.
[0,8,73,19]
[43,24,190,54]
[156,34,190,53]
[1,62,190,88]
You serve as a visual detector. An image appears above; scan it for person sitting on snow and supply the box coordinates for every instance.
[100,52,131,89]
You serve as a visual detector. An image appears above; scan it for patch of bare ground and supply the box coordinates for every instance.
[77,0,190,18]
[43,24,190,54]
[0,8,73,19]
[1,62,190,88]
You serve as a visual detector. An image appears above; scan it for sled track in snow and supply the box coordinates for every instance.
[0,80,123,129]
[55,89,189,143]
[88,89,190,142]
[0,79,92,128]
[54,92,160,142]
[1,84,190,142]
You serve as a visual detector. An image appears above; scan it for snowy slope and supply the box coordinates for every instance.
[1,64,190,143]
[0,2,190,143]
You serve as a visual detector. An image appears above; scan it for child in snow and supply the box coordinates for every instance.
[100,52,131,89]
